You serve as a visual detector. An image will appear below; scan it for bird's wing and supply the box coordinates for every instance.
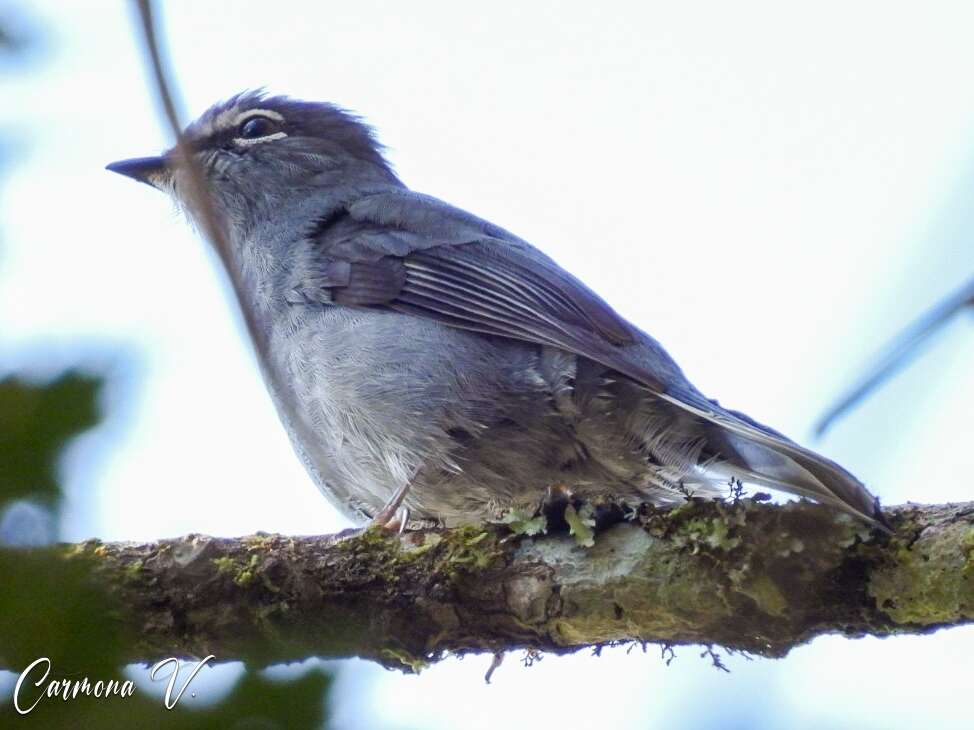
[302,190,886,527]
[305,192,664,383]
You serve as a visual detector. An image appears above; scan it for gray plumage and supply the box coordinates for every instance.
[107,91,886,529]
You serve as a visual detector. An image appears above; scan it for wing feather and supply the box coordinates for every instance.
[303,192,886,528]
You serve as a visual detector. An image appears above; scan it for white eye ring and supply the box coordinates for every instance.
[234,130,288,147]
[231,109,288,146]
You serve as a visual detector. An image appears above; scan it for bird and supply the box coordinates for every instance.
[107,91,887,533]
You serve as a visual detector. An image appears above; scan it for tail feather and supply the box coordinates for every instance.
[657,388,887,529]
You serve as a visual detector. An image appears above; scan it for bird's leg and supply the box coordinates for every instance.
[368,481,412,532]
[395,507,410,535]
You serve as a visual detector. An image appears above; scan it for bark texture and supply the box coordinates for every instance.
[61,499,974,672]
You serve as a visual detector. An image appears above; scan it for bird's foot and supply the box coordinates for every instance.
[368,481,412,533]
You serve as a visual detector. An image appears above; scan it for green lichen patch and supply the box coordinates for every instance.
[737,573,788,617]
[962,528,974,577]
[438,526,502,571]
[499,508,548,537]
[234,554,260,587]
[243,533,278,551]
[212,555,237,575]
[564,504,596,548]
[868,519,974,625]
[211,553,260,587]
[648,501,747,555]
[401,532,442,559]
[380,647,430,673]
[330,524,503,589]
[123,558,144,582]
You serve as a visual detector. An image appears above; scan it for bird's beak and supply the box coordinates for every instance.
[105,155,170,190]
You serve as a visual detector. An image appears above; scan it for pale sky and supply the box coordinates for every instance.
[2,2,973,728]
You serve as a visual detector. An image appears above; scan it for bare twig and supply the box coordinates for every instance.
[816,276,974,436]
[132,0,224,248]
[132,0,268,354]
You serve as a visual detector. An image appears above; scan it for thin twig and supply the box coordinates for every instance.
[816,275,974,436]
[131,0,268,353]
[132,0,225,248]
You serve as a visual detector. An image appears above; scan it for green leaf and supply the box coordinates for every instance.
[0,372,103,508]
[0,547,123,676]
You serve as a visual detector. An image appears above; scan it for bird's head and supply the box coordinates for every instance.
[107,91,398,236]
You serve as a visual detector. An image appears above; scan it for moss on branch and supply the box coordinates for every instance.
[7,499,974,673]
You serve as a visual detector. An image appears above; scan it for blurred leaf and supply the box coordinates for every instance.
[0,372,103,508]
[0,548,123,675]
[0,23,20,52]
[0,6,37,58]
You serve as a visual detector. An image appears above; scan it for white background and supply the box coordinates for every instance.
[2,2,973,728]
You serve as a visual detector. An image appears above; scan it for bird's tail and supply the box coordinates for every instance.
[658,388,888,530]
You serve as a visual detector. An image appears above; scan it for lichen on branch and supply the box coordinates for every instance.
[4,499,972,674]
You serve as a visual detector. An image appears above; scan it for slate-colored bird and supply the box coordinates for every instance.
[107,92,886,531]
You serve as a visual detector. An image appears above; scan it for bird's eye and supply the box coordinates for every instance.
[239,116,279,139]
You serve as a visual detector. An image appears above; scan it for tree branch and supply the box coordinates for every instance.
[57,500,974,672]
